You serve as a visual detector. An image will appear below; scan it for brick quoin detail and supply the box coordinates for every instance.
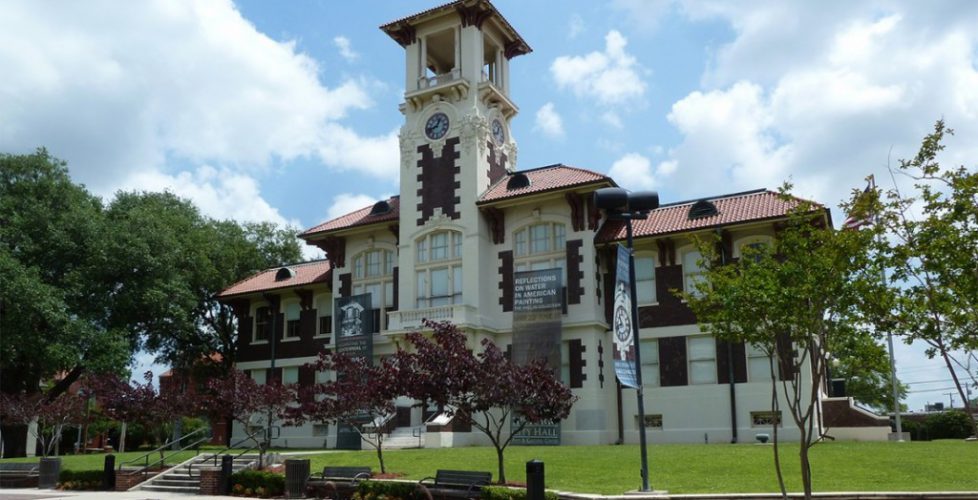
[487,141,508,186]
[566,240,585,304]
[416,137,461,226]
[498,250,514,311]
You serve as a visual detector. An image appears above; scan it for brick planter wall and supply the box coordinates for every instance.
[114,471,158,491]
[199,466,222,495]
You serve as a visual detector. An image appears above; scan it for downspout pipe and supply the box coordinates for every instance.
[717,229,738,443]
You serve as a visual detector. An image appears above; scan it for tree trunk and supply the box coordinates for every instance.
[799,440,813,500]
[375,441,386,474]
[118,422,127,453]
[495,445,506,485]
[769,360,787,499]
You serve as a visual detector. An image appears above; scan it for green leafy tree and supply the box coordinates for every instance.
[874,121,978,437]
[830,333,907,412]
[684,186,882,500]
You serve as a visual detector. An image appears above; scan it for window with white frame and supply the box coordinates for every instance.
[251,369,266,385]
[282,366,299,385]
[316,296,331,341]
[416,231,463,308]
[688,336,716,384]
[747,343,773,382]
[352,248,395,331]
[254,306,270,342]
[682,250,706,296]
[514,222,567,294]
[635,254,656,304]
[640,339,660,387]
[284,302,301,339]
[739,237,773,263]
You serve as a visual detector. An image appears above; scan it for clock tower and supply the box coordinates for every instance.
[381,0,530,329]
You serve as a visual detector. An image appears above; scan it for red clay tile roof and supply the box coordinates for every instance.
[217,260,332,298]
[380,0,531,56]
[597,189,821,242]
[478,164,614,204]
[300,196,400,238]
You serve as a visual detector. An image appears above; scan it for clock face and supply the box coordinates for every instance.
[491,118,506,144]
[425,112,450,140]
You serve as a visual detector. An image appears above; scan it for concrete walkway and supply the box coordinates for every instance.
[0,488,224,499]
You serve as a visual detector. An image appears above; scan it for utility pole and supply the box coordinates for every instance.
[943,392,955,409]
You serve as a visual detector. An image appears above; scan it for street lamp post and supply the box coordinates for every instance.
[594,187,659,493]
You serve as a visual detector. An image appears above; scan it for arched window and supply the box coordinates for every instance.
[513,222,567,281]
[352,248,395,331]
[416,231,463,308]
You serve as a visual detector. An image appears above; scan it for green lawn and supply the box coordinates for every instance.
[4,441,974,494]
[303,441,977,494]
[0,449,202,470]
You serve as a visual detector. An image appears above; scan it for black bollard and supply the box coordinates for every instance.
[221,454,234,495]
[526,460,545,500]
[102,455,116,491]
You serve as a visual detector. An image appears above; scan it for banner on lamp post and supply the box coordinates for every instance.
[334,293,374,450]
[613,244,640,389]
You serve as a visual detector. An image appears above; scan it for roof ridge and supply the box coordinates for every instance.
[656,188,772,208]
[218,258,331,296]
[301,195,398,235]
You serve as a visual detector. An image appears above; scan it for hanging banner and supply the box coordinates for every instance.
[613,244,640,389]
[334,293,374,450]
[511,267,563,445]
[511,268,563,368]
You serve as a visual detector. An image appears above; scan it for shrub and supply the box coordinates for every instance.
[230,470,285,498]
[355,479,427,500]
[59,470,104,490]
[482,485,559,500]
[925,410,975,440]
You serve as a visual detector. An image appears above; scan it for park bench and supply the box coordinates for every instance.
[0,463,40,487]
[321,466,372,483]
[419,469,492,497]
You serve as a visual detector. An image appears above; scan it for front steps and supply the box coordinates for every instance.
[132,453,260,493]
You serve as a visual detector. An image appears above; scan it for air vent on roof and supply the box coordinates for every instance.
[275,267,296,281]
[506,173,530,190]
[369,200,392,215]
[688,199,718,220]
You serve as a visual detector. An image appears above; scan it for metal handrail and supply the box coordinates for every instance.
[118,426,210,478]
[199,427,268,468]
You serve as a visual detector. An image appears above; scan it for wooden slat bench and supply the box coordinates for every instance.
[0,463,40,487]
[321,466,372,482]
[419,469,492,496]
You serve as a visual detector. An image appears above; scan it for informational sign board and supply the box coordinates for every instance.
[613,244,640,389]
[333,293,374,450]
[511,268,563,445]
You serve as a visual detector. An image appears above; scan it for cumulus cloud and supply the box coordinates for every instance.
[326,193,382,221]
[551,30,646,105]
[534,102,565,139]
[616,1,978,208]
[0,0,398,196]
[609,153,655,190]
[333,35,359,62]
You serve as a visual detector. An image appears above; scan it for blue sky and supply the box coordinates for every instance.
[2,0,977,411]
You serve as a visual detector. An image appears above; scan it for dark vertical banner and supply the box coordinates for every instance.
[333,293,373,450]
[511,268,563,445]
[613,244,640,389]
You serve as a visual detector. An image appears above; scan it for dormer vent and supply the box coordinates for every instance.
[688,200,718,220]
[369,200,392,216]
[506,173,530,190]
[275,267,296,281]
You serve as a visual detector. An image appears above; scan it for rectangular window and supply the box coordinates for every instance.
[748,343,772,382]
[751,411,782,427]
[318,316,332,342]
[515,230,527,256]
[530,224,550,254]
[688,336,716,384]
[285,303,301,339]
[452,265,462,304]
[366,251,381,277]
[640,339,660,387]
[312,424,329,437]
[554,224,565,249]
[636,414,663,429]
[354,255,363,279]
[417,239,428,263]
[254,307,269,342]
[251,369,266,385]
[453,232,462,257]
[282,366,299,385]
[683,251,705,297]
[635,255,656,304]
[431,232,448,261]
[430,267,450,306]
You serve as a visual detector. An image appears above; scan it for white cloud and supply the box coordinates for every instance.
[120,165,297,228]
[609,153,655,190]
[534,102,565,139]
[333,35,359,62]
[551,30,646,105]
[613,1,978,210]
[326,193,381,221]
[601,111,624,129]
[567,14,585,39]
[0,0,398,197]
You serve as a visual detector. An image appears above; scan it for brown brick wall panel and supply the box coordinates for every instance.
[716,339,748,384]
[498,250,514,311]
[339,273,351,298]
[776,333,795,381]
[822,399,888,427]
[299,309,317,339]
[566,239,585,305]
[658,336,688,387]
[568,339,586,388]
[638,265,697,328]
[487,141,508,185]
[416,137,461,226]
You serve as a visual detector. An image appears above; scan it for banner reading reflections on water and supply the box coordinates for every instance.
[613,244,640,389]
[511,268,563,368]
[511,267,563,446]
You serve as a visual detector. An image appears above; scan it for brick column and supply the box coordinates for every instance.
[199,467,222,495]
